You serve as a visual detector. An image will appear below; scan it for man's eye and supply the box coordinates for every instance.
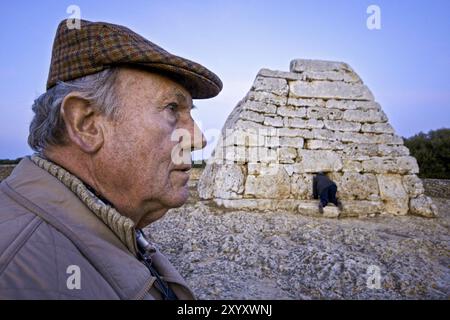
[166,103,179,112]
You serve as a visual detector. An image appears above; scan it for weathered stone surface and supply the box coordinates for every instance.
[361,123,395,134]
[324,120,361,132]
[307,107,343,120]
[278,147,298,163]
[277,105,306,118]
[258,68,304,80]
[149,200,449,299]
[302,71,361,83]
[295,150,342,172]
[305,139,344,150]
[247,91,287,106]
[284,118,324,129]
[264,116,284,127]
[362,157,419,174]
[290,173,313,199]
[289,80,374,101]
[343,109,388,123]
[198,163,245,200]
[244,167,291,199]
[290,59,355,74]
[341,159,363,172]
[252,76,289,96]
[287,97,325,107]
[402,175,425,198]
[331,172,380,201]
[223,129,265,147]
[279,137,304,148]
[377,174,409,215]
[242,100,277,114]
[340,200,384,217]
[311,129,342,141]
[326,100,381,111]
[279,128,314,139]
[409,195,437,218]
[240,110,265,123]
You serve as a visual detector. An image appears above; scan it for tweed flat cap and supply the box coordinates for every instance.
[47,19,222,99]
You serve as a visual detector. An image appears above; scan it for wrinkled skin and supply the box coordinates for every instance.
[46,67,207,228]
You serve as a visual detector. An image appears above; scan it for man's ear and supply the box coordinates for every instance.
[60,92,105,153]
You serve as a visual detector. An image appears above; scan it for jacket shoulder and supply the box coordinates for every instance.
[0,189,116,299]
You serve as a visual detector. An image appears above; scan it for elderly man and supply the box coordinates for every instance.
[0,19,222,299]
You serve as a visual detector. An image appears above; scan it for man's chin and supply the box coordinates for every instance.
[164,187,190,208]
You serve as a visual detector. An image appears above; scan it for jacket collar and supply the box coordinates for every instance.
[2,156,194,299]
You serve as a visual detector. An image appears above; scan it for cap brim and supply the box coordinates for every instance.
[129,62,222,99]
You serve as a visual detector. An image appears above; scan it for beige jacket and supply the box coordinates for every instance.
[0,156,195,300]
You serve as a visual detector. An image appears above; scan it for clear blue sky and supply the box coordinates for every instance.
[0,0,449,160]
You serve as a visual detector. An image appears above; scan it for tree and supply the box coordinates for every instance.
[404,128,450,179]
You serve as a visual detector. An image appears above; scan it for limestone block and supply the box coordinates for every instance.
[295,150,343,173]
[377,174,409,215]
[305,139,344,150]
[247,91,287,106]
[290,59,355,74]
[284,118,324,129]
[248,147,278,163]
[340,200,384,217]
[333,172,379,200]
[361,123,395,134]
[307,107,343,120]
[279,137,305,148]
[343,109,388,123]
[341,159,363,172]
[264,116,284,127]
[302,70,362,83]
[402,175,425,198]
[311,129,342,141]
[278,147,298,163]
[324,120,362,132]
[291,173,313,199]
[326,100,381,111]
[244,167,291,199]
[252,76,289,96]
[279,128,314,139]
[287,97,325,108]
[198,163,245,200]
[240,110,265,123]
[277,105,307,118]
[296,201,340,218]
[378,145,409,157]
[242,100,277,114]
[223,129,265,147]
[258,68,304,80]
[289,80,374,101]
[297,201,322,217]
[362,157,419,174]
[397,156,419,174]
[409,195,437,218]
[342,143,379,158]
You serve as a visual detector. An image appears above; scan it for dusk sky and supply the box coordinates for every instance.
[0,0,449,160]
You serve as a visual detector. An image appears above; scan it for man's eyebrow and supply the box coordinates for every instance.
[173,91,194,109]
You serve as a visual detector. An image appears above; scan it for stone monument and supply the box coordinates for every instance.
[198,59,436,218]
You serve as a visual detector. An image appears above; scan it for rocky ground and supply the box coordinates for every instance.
[146,196,449,300]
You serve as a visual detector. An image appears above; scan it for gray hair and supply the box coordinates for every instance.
[28,68,120,152]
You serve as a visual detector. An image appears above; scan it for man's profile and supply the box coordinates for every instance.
[0,19,222,299]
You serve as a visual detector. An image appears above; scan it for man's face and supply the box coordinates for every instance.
[96,67,206,226]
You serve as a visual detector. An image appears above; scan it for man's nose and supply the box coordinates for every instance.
[178,119,207,151]
[191,121,207,151]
